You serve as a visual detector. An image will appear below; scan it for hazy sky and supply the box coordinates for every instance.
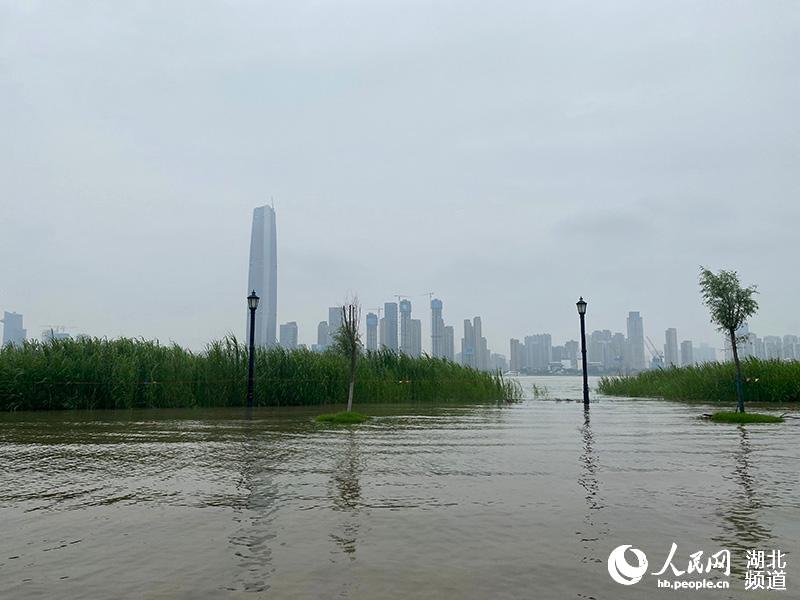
[2,1,798,354]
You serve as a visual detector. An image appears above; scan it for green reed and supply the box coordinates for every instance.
[0,336,520,411]
[598,359,800,404]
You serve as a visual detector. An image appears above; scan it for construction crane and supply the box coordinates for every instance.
[367,307,383,318]
[645,336,665,370]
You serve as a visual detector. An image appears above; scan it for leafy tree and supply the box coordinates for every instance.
[332,299,362,412]
[698,267,758,413]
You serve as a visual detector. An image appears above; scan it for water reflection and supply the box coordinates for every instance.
[228,433,278,592]
[577,407,606,565]
[329,429,364,559]
[714,426,772,566]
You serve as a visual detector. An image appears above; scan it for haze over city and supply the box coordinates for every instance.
[2,1,798,353]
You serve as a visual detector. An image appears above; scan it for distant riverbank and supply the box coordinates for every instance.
[598,359,800,404]
[0,337,519,411]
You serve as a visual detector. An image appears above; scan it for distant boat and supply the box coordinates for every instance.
[503,370,520,376]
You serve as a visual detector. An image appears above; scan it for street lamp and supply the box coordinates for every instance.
[247,290,259,408]
[576,297,590,406]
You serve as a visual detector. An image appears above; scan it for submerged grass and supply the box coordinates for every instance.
[0,336,521,411]
[710,412,784,424]
[315,411,371,424]
[598,359,800,404]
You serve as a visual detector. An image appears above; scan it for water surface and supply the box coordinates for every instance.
[1,376,797,598]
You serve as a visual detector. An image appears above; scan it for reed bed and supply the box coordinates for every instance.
[598,359,800,404]
[0,336,520,411]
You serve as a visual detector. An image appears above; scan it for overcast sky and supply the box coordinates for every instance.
[1,1,798,354]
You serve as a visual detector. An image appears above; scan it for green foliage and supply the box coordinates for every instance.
[0,336,520,411]
[598,359,800,403]
[315,411,371,423]
[331,303,362,359]
[698,267,759,336]
[710,411,783,424]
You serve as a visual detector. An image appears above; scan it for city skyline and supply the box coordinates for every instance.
[2,2,797,353]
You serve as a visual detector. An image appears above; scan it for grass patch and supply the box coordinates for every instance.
[598,358,800,403]
[315,411,371,424]
[710,412,784,424]
[0,336,522,410]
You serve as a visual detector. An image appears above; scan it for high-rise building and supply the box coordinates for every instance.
[610,333,626,372]
[431,298,444,358]
[764,336,783,360]
[589,329,612,369]
[564,340,579,369]
[315,321,329,351]
[444,326,455,361]
[462,317,489,370]
[247,205,277,347]
[399,299,413,355]
[1,312,26,347]
[783,335,798,361]
[409,319,422,357]
[462,319,476,368]
[524,334,552,372]
[510,338,523,372]
[380,302,398,351]
[625,311,646,372]
[366,312,378,352]
[490,353,507,372]
[664,328,679,367]
[279,322,298,349]
[694,343,717,364]
[328,307,343,345]
[680,340,693,366]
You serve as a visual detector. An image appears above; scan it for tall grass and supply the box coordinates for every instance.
[598,359,800,404]
[0,336,520,411]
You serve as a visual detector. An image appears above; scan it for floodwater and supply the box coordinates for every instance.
[1,376,798,599]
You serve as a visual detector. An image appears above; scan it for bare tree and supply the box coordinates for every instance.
[333,298,362,412]
[699,267,759,413]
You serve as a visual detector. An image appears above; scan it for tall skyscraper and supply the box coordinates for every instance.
[680,340,693,366]
[524,334,552,372]
[564,340,579,369]
[247,205,277,347]
[462,319,475,367]
[380,302,398,351]
[462,317,489,370]
[316,321,329,351]
[625,311,646,372]
[409,319,422,357]
[431,298,444,357]
[279,322,298,349]
[366,312,378,351]
[1,312,26,347]
[664,328,679,367]
[328,307,343,345]
[509,338,523,371]
[399,299,413,354]
[444,325,455,361]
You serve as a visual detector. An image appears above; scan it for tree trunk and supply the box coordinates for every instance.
[346,352,356,412]
[730,329,745,413]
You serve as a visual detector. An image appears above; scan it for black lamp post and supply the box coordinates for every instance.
[247,290,259,408]
[576,297,590,406]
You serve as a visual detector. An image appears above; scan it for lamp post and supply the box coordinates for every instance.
[576,297,590,406]
[247,290,260,408]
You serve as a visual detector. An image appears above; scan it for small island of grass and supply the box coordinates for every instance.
[315,411,371,424]
[710,412,783,424]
